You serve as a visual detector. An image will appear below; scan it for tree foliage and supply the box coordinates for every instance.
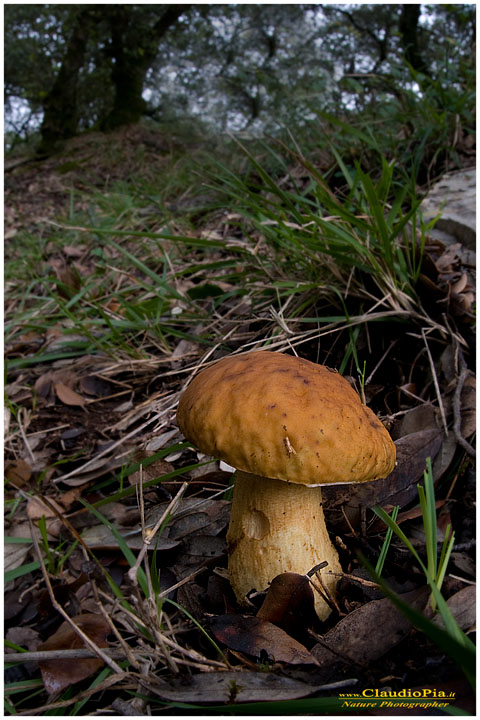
[4,3,475,153]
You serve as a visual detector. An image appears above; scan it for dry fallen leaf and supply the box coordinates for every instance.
[433,586,476,632]
[257,572,316,637]
[4,542,31,574]
[34,373,54,398]
[148,670,335,703]
[38,613,110,694]
[210,614,319,665]
[5,459,32,487]
[460,374,476,438]
[312,587,429,667]
[27,496,64,521]
[55,382,86,407]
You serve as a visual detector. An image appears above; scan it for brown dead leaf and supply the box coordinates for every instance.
[210,614,319,665]
[450,552,475,579]
[62,244,88,258]
[148,671,333,703]
[129,455,174,487]
[312,587,429,667]
[460,375,475,438]
[435,243,461,273]
[27,496,64,521]
[55,382,86,407]
[6,626,40,652]
[257,572,316,637]
[34,373,53,397]
[79,375,113,397]
[38,613,110,694]
[5,459,32,487]
[4,542,31,574]
[57,487,82,509]
[432,586,475,632]
[391,405,439,439]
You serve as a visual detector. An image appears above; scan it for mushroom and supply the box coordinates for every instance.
[176,351,396,619]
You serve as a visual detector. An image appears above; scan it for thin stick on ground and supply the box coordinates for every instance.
[422,327,448,435]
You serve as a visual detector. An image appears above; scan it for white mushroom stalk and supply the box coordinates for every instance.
[227,470,341,619]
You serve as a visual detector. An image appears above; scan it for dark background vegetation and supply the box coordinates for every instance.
[4,3,476,716]
[5,4,475,155]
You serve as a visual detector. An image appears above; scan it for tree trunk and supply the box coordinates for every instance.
[100,5,191,131]
[38,7,97,155]
[398,4,428,75]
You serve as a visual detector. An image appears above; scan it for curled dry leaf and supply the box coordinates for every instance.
[312,587,429,667]
[257,572,316,637]
[210,614,319,666]
[148,670,333,704]
[38,613,110,694]
[55,381,86,407]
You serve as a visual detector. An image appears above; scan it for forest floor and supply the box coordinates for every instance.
[4,124,476,715]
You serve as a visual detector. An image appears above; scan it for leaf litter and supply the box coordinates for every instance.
[4,127,476,714]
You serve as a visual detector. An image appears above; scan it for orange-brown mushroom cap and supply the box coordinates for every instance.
[176,351,396,485]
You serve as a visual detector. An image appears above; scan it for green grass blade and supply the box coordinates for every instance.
[372,505,468,646]
[5,561,42,584]
[375,505,399,576]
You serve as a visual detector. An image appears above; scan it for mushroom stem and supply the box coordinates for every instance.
[226,470,342,620]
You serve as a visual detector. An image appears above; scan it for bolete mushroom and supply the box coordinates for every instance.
[176,351,396,619]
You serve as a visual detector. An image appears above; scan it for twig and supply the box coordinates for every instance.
[364,340,398,386]
[331,572,381,589]
[421,328,448,435]
[158,565,207,598]
[95,595,140,670]
[17,408,36,464]
[5,648,139,662]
